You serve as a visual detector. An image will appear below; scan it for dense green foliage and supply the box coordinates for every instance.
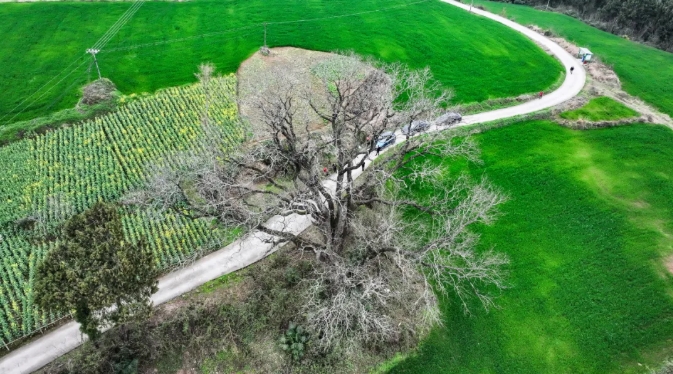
[0,76,242,345]
[390,122,673,373]
[0,0,562,126]
[35,202,157,340]
[492,0,673,52]
[560,96,639,121]
[473,0,673,119]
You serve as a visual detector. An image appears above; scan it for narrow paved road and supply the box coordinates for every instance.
[0,2,585,373]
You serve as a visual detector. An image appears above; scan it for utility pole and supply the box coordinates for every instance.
[470,0,473,12]
[546,0,551,11]
[86,49,102,80]
[260,22,270,56]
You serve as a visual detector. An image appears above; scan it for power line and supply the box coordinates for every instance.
[86,0,145,78]
[0,55,86,124]
[1,59,89,125]
[0,0,427,124]
[91,0,146,51]
[1,28,257,124]
[101,0,430,54]
[101,24,261,53]
[0,0,145,124]
[86,49,102,80]
[268,0,431,25]
[94,0,145,49]
[1,29,257,124]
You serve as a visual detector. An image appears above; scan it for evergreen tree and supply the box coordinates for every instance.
[35,202,157,340]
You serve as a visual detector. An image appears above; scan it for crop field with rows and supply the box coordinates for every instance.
[0,74,244,345]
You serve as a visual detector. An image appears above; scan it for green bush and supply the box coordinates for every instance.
[280,323,310,361]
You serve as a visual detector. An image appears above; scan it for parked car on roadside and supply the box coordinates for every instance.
[435,112,462,126]
[376,131,396,150]
[401,120,430,136]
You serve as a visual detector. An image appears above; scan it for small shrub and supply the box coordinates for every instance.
[81,78,118,106]
[279,323,310,361]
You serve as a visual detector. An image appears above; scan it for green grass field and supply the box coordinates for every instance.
[473,0,673,119]
[390,122,673,373]
[561,96,639,121]
[0,0,562,126]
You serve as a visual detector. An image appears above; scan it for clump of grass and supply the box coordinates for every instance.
[196,271,244,295]
[560,96,638,121]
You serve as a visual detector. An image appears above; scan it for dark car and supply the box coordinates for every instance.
[401,120,430,136]
[435,112,462,126]
[375,131,396,150]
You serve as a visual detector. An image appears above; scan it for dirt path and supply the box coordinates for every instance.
[0,2,587,373]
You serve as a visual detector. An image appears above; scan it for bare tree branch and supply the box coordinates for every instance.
[126,56,509,352]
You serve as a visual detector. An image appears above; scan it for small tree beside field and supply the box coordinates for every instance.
[35,202,158,340]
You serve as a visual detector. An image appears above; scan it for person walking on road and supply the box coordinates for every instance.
[539,91,544,99]
[376,146,381,156]
[570,66,575,75]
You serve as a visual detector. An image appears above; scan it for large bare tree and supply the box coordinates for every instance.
[127,56,508,351]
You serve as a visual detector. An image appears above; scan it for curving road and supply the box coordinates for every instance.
[0,1,585,373]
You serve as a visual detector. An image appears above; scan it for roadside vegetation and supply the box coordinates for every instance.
[560,96,638,121]
[35,202,158,341]
[0,0,562,126]
[472,0,673,119]
[389,121,673,373]
[32,53,513,373]
[129,55,509,359]
[37,249,405,374]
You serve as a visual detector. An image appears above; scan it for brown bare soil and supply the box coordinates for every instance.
[237,47,336,140]
[665,255,673,276]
